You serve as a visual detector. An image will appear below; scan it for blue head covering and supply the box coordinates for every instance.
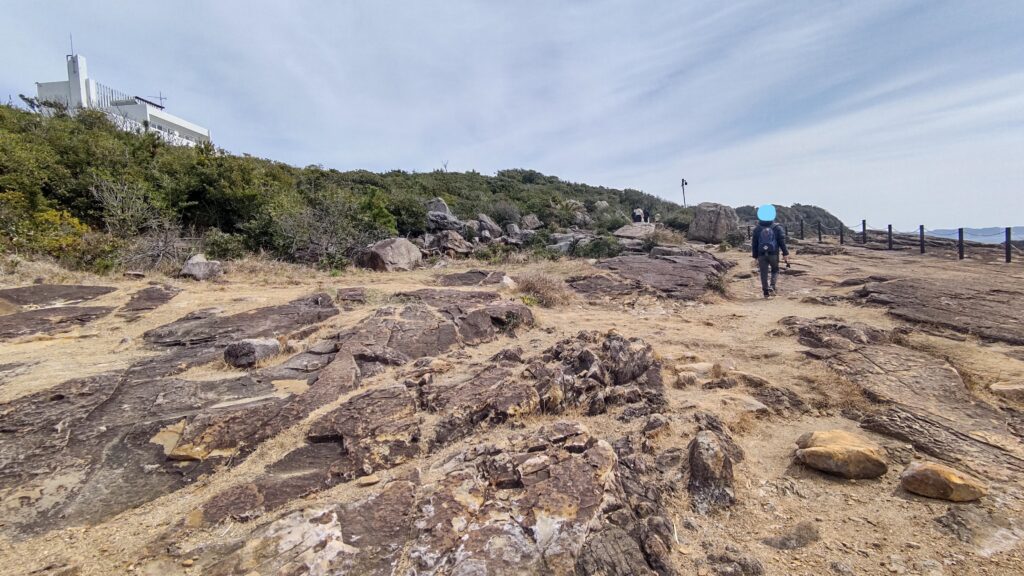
[757,204,776,222]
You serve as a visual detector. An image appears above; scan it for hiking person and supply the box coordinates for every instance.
[632,207,644,223]
[751,204,790,298]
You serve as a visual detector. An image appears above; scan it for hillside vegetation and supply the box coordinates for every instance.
[0,103,690,271]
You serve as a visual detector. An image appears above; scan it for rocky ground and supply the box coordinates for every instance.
[1,239,1022,576]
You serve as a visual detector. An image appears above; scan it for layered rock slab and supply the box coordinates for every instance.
[782,316,1024,482]
[854,278,1024,345]
[0,294,341,535]
[597,253,731,300]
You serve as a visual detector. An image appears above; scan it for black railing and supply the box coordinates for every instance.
[746,220,1017,263]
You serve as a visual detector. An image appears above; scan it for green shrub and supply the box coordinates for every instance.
[663,209,694,232]
[490,200,521,226]
[202,229,248,260]
[574,235,622,259]
[724,230,747,248]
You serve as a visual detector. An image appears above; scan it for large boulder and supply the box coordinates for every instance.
[521,213,543,230]
[900,461,986,502]
[430,230,474,255]
[180,253,224,281]
[477,214,503,237]
[688,203,739,243]
[357,238,423,272]
[427,211,464,232]
[426,197,451,214]
[793,429,888,479]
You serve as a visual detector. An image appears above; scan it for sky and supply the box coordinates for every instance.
[2,0,1023,229]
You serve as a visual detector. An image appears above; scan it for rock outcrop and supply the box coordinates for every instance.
[688,202,739,243]
[117,284,180,321]
[477,213,503,237]
[782,316,1024,482]
[223,338,282,368]
[192,418,675,575]
[429,229,474,255]
[521,213,543,230]
[854,278,1024,345]
[614,222,657,239]
[425,197,464,232]
[597,253,731,300]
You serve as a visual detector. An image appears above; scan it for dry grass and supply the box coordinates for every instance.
[651,228,687,246]
[0,254,105,287]
[514,272,575,308]
[225,254,330,285]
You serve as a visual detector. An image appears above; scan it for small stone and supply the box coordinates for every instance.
[181,558,194,567]
[900,461,986,502]
[675,371,699,388]
[642,414,670,438]
[794,429,888,479]
[357,474,381,487]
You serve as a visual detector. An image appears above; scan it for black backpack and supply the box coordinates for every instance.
[758,225,779,255]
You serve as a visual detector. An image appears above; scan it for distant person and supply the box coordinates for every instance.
[643,208,651,223]
[751,204,790,298]
[632,208,644,223]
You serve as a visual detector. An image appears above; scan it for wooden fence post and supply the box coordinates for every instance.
[958,228,964,260]
[862,220,867,244]
[840,226,845,245]
[747,226,751,240]
[800,220,805,240]
[919,225,925,254]
[888,225,893,250]
[817,221,822,243]
[1007,227,1012,263]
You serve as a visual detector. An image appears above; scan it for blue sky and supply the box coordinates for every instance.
[2,1,1022,228]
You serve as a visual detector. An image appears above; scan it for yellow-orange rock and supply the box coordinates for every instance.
[900,461,986,502]
[794,429,887,479]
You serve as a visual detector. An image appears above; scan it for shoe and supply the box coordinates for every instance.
[767,288,777,298]
[763,292,771,299]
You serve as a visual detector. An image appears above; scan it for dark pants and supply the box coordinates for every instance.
[757,253,779,295]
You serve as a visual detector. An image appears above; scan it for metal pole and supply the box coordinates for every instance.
[840,225,844,245]
[888,225,893,250]
[919,225,925,254]
[958,228,964,260]
[818,221,822,243]
[800,219,805,240]
[862,220,867,244]
[1007,227,1012,263]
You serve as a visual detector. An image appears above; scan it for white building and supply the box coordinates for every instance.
[36,54,210,146]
